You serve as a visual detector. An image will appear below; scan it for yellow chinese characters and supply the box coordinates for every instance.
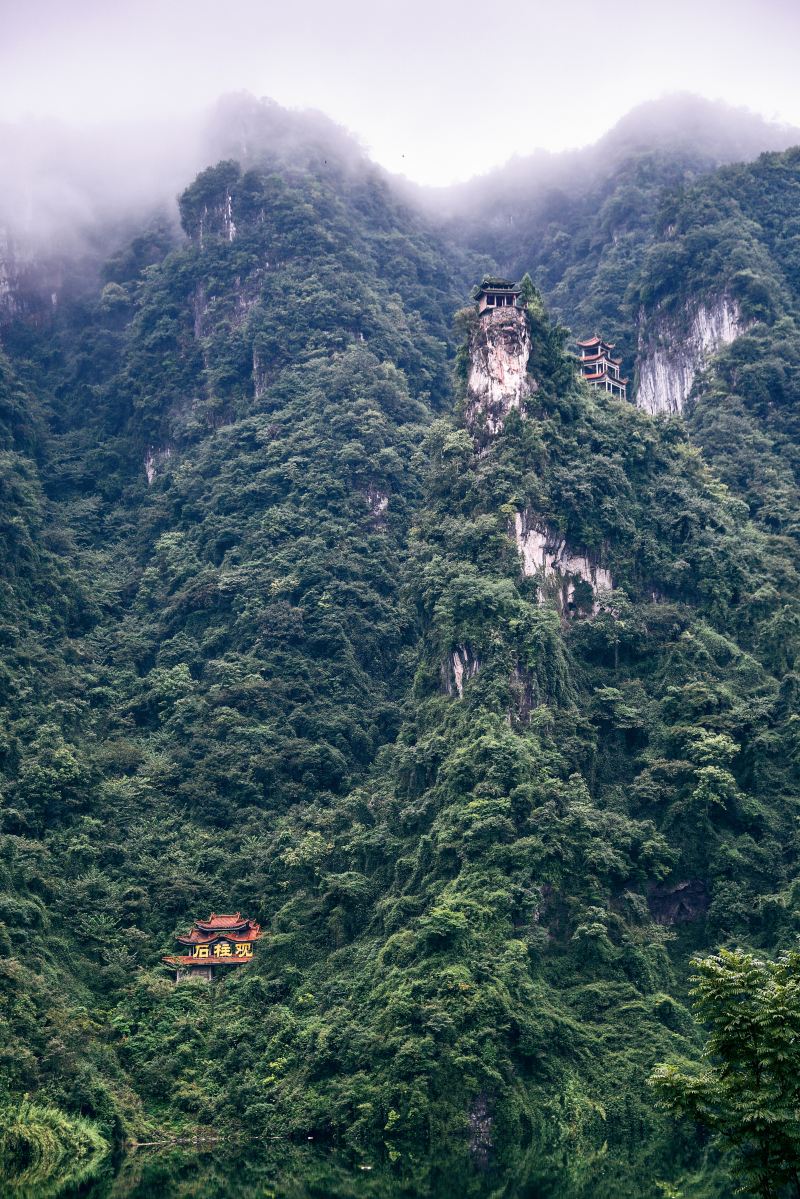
[190,939,253,960]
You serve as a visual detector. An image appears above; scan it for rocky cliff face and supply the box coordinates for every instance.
[0,228,59,322]
[0,230,16,315]
[513,510,612,614]
[465,306,534,435]
[144,445,173,485]
[636,295,749,415]
[442,644,481,697]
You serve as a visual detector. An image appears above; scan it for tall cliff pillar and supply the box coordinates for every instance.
[465,304,533,436]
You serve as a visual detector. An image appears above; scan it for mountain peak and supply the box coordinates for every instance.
[601,93,799,164]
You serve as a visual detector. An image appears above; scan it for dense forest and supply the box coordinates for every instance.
[2,94,800,1197]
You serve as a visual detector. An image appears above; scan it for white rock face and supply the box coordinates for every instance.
[197,188,237,247]
[144,446,173,485]
[636,296,750,416]
[465,307,534,435]
[365,485,389,520]
[253,348,267,399]
[224,192,237,242]
[444,645,480,697]
[513,512,612,613]
[0,227,53,319]
[0,231,15,313]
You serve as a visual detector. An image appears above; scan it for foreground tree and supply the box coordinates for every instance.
[651,949,800,1198]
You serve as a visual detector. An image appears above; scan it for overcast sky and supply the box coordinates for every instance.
[2,0,799,185]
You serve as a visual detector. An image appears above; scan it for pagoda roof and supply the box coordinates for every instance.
[581,352,623,365]
[478,276,520,292]
[175,912,262,945]
[577,335,616,350]
[177,927,261,945]
[195,912,248,930]
[584,369,629,384]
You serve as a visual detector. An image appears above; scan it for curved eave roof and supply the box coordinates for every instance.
[177,927,262,945]
[584,371,628,384]
[195,912,246,930]
[581,352,623,365]
[479,276,519,289]
[577,336,616,350]
[163,955,251,967]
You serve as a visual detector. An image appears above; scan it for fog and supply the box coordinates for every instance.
[1,0,799,254]
[3,0,799,185]
[0,98,347,242]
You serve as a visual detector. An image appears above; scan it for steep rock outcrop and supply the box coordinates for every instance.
[179,162,241,247]
[465,307,534,435]
[144,445,173,486]
[0,228,61,322]
[636,296,750,415]
[0,230,17,316]
[442,645,480,697]
[513,511,612,614]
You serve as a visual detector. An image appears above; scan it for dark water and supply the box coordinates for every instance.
[1,1141,622,1199]
[78,1145,544,1199]
[2,1139,722,1199]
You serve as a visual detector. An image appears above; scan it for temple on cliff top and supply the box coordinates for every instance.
[475,277,522,315]
[577,336,628,400]
[163,912,262,981]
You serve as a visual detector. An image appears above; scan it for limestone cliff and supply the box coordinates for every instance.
[636,295,750,415]
[465,306,534,435]
[144,445,173,485]
[513,511,612,614]
[0,230,17,315]
[0,228,60,322]
[442,645,481,697]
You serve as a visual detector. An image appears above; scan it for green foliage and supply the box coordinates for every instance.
[1,101,800,1198]
[0,1098,109,1196]
[652,949,800,1198]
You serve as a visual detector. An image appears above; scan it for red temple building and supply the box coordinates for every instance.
[163,912,262,982]
[576,336,628,400]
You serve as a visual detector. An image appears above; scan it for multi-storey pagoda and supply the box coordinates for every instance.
[576,336,628,400]
[475,277,522,315]
[163,912,262,982]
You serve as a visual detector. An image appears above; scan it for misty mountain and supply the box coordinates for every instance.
[425,95,800,377]
[431,94,799,223]
[9,91,789,235]
[3,91,800,1197]
[0,94,380,322]
[3,89,795,359]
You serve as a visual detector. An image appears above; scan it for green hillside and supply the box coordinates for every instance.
[2,97,800,1197]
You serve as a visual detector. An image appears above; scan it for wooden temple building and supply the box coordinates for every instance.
[163,912,262,982]
[475,277,522,315]
[576,336,628,400]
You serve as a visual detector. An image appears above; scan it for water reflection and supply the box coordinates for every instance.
[3,1138,710,1199]
[21,1142,561,1199]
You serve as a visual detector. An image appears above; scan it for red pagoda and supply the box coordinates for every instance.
[576,336,628,400]
[163,913,262,982]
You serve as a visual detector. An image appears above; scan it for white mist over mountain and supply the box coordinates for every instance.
[2,0,799,186]
[0,90,797,273]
